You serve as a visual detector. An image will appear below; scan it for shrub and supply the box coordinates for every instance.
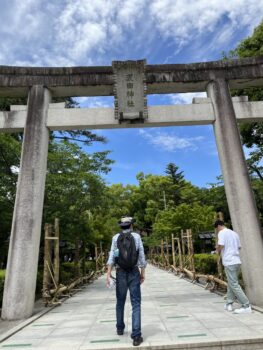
[85,261,96,271]
[36,269,43,297]
[60,263,75,284]
[194,254,218,275]
[60,261,96,284]
[0,270,5,308]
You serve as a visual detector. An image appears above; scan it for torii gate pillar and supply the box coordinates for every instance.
[1,86,51,320]
[207,79,263,307]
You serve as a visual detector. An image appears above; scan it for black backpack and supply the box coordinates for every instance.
[116,232,139,271]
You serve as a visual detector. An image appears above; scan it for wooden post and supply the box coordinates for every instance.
[165,238,169,266]
[191,230,195,273]
[54,218,60,286]
[181,230,185,267]
[43,224,52,295]
[161,240,164,265]
[81,240,86,276]
[186,230,190,255]
[74,236,80,278]
[176,237,183,270]
[171,234,176,267]
[188,232,191,269]
[95,244,98,271]
[100,241,104,267]
[187,229,195,273]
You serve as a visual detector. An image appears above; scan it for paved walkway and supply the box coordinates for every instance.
[1,265,263,349]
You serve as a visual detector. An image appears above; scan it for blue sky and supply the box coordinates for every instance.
[0,1,262,188]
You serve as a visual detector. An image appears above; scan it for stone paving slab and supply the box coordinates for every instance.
[1,265,263,349]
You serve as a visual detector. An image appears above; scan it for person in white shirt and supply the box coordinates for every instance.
[215,220,252,314]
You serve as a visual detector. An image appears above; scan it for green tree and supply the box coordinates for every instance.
[229,21,263,58]
[165,163,185,204]
[228,21,263,182]
[201,176,230,222]
[151,203,215,244]
[165,163,184,184]
[0,134,21,266]
[134,173,175,229]
[180,182,204,205]
[44,140,113,238]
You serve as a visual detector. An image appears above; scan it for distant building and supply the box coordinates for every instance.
[198,231,216,252]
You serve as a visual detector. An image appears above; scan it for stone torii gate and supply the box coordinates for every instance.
[1,57,263,320]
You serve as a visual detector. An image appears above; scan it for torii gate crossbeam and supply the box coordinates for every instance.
[1,57,263,321]
[1,97,263,132]
[1,56,263,97]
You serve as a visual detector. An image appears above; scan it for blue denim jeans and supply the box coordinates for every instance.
[225,264,250,307]
[116,267,141,338]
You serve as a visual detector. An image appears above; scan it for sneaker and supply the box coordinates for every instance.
[133,336,143,346]
[117,329,124,335]
[224,303,233,312]
[234,306,252,314]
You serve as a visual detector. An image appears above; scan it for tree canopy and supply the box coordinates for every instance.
[228,21,263,182]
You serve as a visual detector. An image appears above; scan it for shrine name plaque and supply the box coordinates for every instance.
[112,60,148,122]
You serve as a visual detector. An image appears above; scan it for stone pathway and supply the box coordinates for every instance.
[1,264,263,349]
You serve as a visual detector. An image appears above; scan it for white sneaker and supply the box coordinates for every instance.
[224,303,233,311]
[234,306,252,314]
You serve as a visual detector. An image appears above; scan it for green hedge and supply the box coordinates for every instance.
[151,254,218,275]
[194,254,218,275]
[0,270,5,308]
[60,261,96,284]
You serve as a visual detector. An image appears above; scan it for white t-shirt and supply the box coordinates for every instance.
[218,228,241,266]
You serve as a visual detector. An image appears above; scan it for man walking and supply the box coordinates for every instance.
[106,216,147,346]
[215,220,252,314]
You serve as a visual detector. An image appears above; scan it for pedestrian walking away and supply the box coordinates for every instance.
[106,216,147,346]
[215,219,252,314]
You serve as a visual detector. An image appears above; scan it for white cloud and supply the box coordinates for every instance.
[170,92,207,105]
[139,129,204,152]
[75,97,113,108]
[117,0,146,28]
[1,0,262,67]
[149,0,263,49]
[54,1,111,61]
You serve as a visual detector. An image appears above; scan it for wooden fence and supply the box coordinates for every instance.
[149,229,227,292]
[42,219,106,306]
